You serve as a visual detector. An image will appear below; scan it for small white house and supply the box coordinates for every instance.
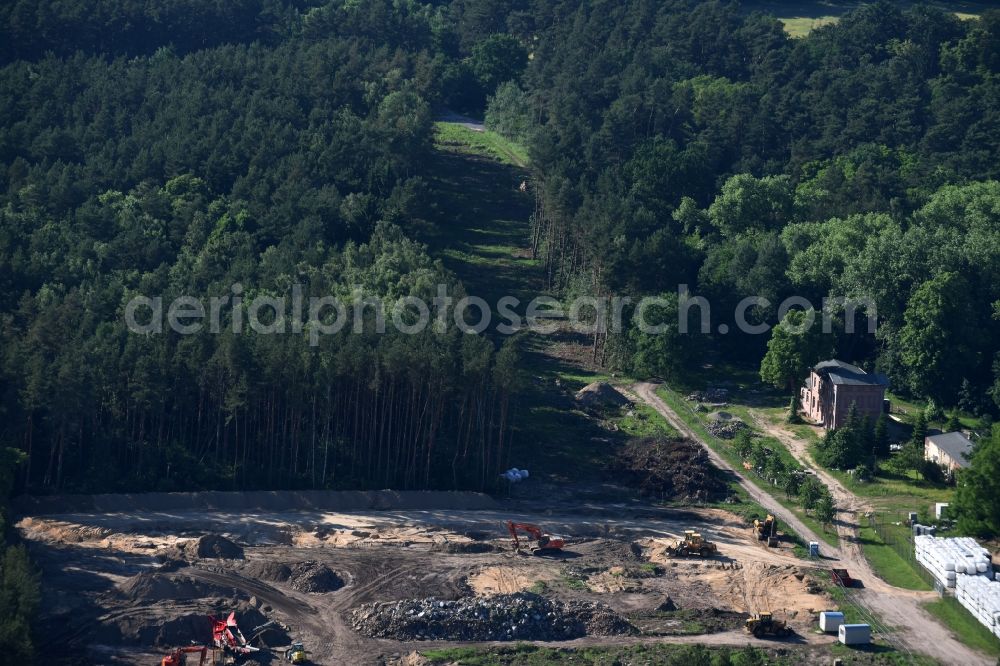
[925,432,974,471]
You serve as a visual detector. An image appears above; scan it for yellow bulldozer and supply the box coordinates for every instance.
[753,514,779,547]
[745,612,792,638]
[664,530,718,557]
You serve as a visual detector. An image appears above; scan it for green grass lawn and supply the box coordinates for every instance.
[885,390,983,432]
[742,1,990,38]
[434,121,529,167]
[425,120,537,308]
[421,643,790,665]
[779,15,839,38]
[822,465,954,515]
[614,402,679,440]
[857,524,932,590]
[924,597,1000,658]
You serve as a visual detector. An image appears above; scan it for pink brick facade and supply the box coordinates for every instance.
[800,361,888,430]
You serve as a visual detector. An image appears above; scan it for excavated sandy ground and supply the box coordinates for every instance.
[17,494,839,665]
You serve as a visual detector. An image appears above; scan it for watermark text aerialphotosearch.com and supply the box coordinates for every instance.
[125,284,877,346]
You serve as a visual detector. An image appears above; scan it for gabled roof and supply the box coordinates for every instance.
[925,431,974,467]
[813,360,889,387]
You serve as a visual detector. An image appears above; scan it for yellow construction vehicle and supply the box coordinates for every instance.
[753,514,778,547]
[283,642,309,664]
[745,612,792,638]
[664,530,718,557]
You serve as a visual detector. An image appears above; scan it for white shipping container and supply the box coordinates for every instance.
[839,623,871,645]
[819,611,844,633]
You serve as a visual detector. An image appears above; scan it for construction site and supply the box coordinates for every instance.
[15,486,848,665]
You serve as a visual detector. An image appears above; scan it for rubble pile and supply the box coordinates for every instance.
[707,418,748,439]
[350,593,636,641]
[686,388,729,403]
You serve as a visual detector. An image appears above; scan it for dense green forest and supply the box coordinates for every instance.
[0,0,532,493]
[0,0,998,498]
[522,1,1000,410]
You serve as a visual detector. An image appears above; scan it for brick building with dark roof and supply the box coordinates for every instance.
[800,360,889,429]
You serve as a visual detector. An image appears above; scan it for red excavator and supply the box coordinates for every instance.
[506,520,565,555]
[161,646,208,666]
[212,612,260,658]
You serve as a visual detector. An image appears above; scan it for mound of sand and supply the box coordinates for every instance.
[241,559,343,593]
[242,560,293,583]
[182,534,244,560]
[575,382,629,409]
[468,565,555,595]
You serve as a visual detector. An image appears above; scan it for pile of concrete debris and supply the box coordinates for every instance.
[686,388,729,404]
[350,593,636,641]
[707,416,748,439]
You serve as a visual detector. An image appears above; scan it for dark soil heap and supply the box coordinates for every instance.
[288,562,343,593]
[616,436,728,501]
[241,559,343,593]
[118,572,242,602]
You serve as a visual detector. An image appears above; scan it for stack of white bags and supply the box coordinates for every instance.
[500,468,529,482]
[956,573,1000,641]
[914,535,992,588]
[916,535,999,639]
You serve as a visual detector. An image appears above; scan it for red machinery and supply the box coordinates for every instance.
[211,612,260,657]
[161,646,208,666]
[831,568,855,588]
[506,521,565,554]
